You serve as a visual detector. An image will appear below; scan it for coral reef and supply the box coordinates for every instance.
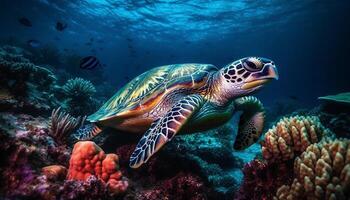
[0,45,60,114]
[261,115,332,163]
[131,172,208,200]
[62,77,99,116]
[234,159,293,200]
[49,107,85,145]
[274,139,350,199]
[164,124,244,197]
[0,112,127,199]
[0,112,70,198]
[67,141,128,195]
[114,143,216,200]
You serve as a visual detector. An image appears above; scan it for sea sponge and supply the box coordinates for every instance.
[67,141,128,195]
[48,107,85,145]
[274,139,350,199]
[261,115,332,163]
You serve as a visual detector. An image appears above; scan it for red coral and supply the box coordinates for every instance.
[234,159,293,200]
[67,141,128,195]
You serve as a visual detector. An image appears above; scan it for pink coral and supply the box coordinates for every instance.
[67,141,128,195]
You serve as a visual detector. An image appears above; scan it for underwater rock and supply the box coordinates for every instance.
[261,115,333,163]
[318,92,350,139]
[67,141,128,195]
[234,159,293,200]
[62,77,99,116]
[0,45,60,114]
[49,107,85,145]
[274,139,350,199]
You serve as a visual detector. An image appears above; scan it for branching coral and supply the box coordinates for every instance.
[62,77,98,116]
[274,139,350,199]
[261,115,332,163]
[49,107,85,145]
[67,141,128,195]
[0,45,59,113]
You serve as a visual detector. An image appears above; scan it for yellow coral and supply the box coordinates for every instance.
[274,139,350,200]
[261,116,331,163]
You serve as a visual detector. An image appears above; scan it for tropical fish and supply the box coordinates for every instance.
[18,17,32,27]
[79,56,102,70]
[27,39,41,48]
[56,21,67,31]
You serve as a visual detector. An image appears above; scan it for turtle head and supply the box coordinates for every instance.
[217,57,279,101]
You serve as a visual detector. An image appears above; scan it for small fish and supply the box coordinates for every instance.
[79,56,102,70]
[56,21,67,31]
[289,95,298,100]
[18,17,32,27]
[27,39,41,48]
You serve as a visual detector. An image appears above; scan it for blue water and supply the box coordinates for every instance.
[0,0,349,108]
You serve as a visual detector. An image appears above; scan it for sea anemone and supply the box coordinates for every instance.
[62,77,97,116]
[49,107,85,145]
[62,77,96,99]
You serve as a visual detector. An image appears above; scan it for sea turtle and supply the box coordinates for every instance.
[74,57,279,168]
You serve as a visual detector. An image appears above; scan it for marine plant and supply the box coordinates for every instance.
[274,139,350,199]
[49,107,86,145]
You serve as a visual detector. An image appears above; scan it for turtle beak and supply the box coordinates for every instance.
[242,64,279,90]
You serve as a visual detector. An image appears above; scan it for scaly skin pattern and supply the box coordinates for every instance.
[81,57,279,168]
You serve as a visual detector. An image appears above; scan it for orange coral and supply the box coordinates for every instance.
[261,116,332,163]
[67,141,128,195]
[41,165,67,181]
[274,139,350,200]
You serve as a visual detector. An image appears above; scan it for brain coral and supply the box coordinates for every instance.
[274,139,350,200]
[261,115,332,163]
[67,141,128,195]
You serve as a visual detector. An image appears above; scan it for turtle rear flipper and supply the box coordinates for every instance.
[233,96,265,150]
[71,123,103,141]
[129,94,204,168]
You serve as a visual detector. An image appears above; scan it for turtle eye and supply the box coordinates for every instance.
[243,58,263,72]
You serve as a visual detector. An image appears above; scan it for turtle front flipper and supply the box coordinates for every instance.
[129,94,204,168]
[71,123,103,141]
[233,96,265,150]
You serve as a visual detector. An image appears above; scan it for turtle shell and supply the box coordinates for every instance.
[88,63,218,122]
